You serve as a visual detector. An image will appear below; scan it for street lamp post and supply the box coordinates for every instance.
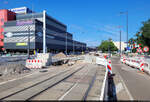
[73,40,75,55]
[43,10,46,53]
[82,44,83,54]
[108,38,111,58]
[65,32,67,55]
[116,26,122,57]
[126,11,128,48]
[120,30,122,56]
[28,26,30,59]
[120,11,128,52]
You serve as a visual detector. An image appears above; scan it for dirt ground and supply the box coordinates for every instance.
[0,59,85,83]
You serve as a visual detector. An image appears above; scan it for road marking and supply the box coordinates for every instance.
[59,67,90,100]
[116,83,123,94]
[117,71,134,100]
[112,63,134,100]
[58,82,78,100]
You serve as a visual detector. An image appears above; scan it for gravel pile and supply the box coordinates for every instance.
[53,52,67,59]
[0,63,30,76]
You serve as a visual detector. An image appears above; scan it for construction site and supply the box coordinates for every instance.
[0,52,110,100]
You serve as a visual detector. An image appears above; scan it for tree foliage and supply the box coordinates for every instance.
[129,19,150,53]
[98,40,118,52]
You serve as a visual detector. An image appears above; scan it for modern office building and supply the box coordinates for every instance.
[0,10,16,52]
[0,7,86,53]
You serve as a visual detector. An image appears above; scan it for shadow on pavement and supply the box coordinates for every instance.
[108,73,117,101]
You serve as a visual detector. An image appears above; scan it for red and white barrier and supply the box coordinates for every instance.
[96,56,112,75]
[120,57,126,64]
[106,59,112,75]
[140,63,144,71]
[26,59,43,68]
[121,56,150,74]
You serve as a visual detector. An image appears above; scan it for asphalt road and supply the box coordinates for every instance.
[112,56,150,100]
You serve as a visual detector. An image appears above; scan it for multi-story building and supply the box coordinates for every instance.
[1,7,86,53]
[0,10,16,52]
[113,41,127,52]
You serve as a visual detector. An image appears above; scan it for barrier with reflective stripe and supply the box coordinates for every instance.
[26,59,43,68]
[107,59,112,75]
[96,57,107,66]
[121,56,150,73]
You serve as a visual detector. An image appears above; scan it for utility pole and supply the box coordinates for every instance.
[73,40,74,55]
[108,38,111,58]
[43,10,46,53]
[65,32,67,55]
[120,30,122,56]
[126,11,128,49]
[28,26,30,59]
[120,11,129,54]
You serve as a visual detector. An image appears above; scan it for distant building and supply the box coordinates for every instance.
[113,41,127,51]
[0,7,86,53]
[0,10,16,52]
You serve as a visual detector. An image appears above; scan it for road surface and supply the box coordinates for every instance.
[0,62,106,101]
[112,56,150,100]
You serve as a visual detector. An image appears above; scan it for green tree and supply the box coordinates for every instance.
[130,19,150,53]
[98,40,118,53]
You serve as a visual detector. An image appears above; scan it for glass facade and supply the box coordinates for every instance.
[3,10,86,52]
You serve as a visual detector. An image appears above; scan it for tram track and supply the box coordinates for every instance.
[0,65,85,100]
[0,63,106,101]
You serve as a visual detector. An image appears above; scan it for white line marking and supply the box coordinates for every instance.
[59,82,78,100]
[116,83,123,94]
[112,61,134,100]
[117,71,134,100]
[59,66,90,100]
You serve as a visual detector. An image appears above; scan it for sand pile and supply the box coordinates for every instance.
[53,52,67,59]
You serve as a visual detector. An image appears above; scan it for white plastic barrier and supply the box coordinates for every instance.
[96,57,112,100]
[140,60,150,73]
[120,57,126,63]
[121,56,150,74]
[96,57,107,66]
[26,59,43,68]
[125,58,130,65]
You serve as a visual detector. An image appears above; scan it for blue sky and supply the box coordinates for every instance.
[1,0,150,46]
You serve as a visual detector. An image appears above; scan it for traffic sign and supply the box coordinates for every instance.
[127,47,131,50]
[143,46,149,52]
